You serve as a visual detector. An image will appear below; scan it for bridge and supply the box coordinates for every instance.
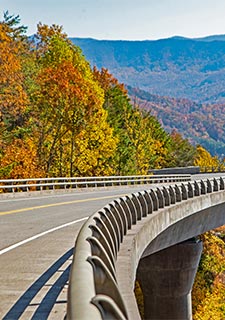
[0,173,225,319]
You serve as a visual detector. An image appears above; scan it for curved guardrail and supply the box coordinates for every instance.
[67,177,225,320]
[0,174,191,193]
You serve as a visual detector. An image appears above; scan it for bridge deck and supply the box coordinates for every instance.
[0,185,157,319]
[0,223,78,320]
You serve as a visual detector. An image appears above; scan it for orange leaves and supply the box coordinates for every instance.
[93,66,127,94]
[35,33,104,116]
[37,23,67,44]
[37,61,86,103]
[35,23,68,58]
[31,27,113,176]
[0,22,27,124]
[0,138,44,179]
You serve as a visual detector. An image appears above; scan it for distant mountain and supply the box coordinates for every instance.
[71,36,225,104]
[70,36,225,156]
[193,34,225,42]
[128,86,225,157]
[161,35,225,42]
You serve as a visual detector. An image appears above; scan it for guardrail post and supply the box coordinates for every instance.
[136,238,203,320]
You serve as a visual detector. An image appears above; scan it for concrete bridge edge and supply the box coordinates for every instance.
[115,191,225,320]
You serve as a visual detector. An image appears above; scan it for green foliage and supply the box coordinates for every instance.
[2,10,27,40]
[169,130,197,167]
[93,68,173,174]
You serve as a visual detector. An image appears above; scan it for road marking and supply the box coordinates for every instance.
[0,194,127,216]
[0,217,88,256]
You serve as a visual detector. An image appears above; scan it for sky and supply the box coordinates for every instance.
[1,0,225,40]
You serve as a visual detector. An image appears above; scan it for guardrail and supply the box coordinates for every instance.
[66,177,225,320]
[149,166,200,175]
[201,166,225,173]
[0,174,191,193]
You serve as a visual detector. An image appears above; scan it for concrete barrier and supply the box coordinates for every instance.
[67,177,225,320]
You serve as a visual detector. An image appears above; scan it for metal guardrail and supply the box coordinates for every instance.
[149,165,200,175]
[0,174,191,193]
[66,177,225,320]
[201,166,225,173]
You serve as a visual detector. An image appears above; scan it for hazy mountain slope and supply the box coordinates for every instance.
[71,37,225,104]
[128,86,225,157]
[71,36,225,156]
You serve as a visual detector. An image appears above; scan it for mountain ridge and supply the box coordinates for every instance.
[72,34,225,42]
[70,35,225,156]
[71,35,225,104]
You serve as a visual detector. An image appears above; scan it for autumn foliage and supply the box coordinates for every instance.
[192,231,225,319]
[1,12,222,178]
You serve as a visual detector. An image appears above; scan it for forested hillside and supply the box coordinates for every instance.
[71,37,225,158]
[71,37,225,104]
[128,86,225,157]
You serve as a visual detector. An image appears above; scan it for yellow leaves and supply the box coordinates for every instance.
[194,145,220,171]
[192,231,225,319]
[73,109,118,176]
[193,281,225,320]
[134,281,144,319]
[35,23,68,58]
[124,107,169,174]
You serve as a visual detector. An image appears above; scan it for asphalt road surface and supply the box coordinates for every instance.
[0,185,157,320]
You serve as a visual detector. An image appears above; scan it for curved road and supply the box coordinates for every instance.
[0,173,222,319]
[0,185,155,320]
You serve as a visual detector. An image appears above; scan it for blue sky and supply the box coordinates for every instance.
[1,0,225,40]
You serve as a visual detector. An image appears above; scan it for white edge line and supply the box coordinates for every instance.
[0,216,88,256]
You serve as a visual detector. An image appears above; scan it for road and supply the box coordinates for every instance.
[1,173,224,319]
[0,185,155,320]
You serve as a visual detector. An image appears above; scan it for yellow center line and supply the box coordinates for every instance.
[0,193,127,216]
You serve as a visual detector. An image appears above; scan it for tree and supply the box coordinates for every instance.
[0,138,44,179]
[32,24,117,176]
[72,109,118,176]
[194,145,220,171]
[93,67,137,174]
[169,130,197,167]
[192,232,225,319]
[94,67,174,174]
[0,12,38,178]
[0,12,28,136]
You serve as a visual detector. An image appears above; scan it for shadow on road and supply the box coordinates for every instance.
[3,248,74,320]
